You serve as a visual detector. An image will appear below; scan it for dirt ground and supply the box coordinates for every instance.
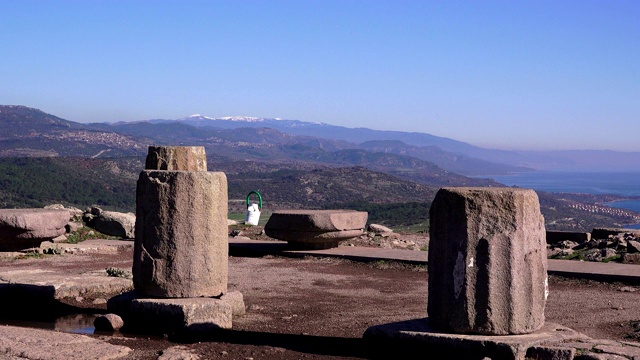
[2,238,640,359]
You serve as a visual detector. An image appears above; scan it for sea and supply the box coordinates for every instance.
[481,171,640,229]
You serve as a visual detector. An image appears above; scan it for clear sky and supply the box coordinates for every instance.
[1,1,638,151]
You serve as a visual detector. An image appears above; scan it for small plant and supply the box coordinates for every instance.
[14,251,47,260]
[560,251,585,261]
[66,226,120,244]
[106,267,132,279]
[602,254,622,263]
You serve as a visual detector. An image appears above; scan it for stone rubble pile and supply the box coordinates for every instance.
[548,228,640,264]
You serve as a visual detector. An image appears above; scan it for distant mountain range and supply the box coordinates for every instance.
[2,105,639,230]
[149,114,640,172]
[2,105,639,176]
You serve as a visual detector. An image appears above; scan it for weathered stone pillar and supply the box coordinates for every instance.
[133,170,228,298]
[428,187,547,335]
[145,146,207,171]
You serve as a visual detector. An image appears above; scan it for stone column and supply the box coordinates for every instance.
[134,145,228,298]
[427,187,547,335]
[145,146,207,171]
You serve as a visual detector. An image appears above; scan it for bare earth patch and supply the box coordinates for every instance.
[2,236,640,359]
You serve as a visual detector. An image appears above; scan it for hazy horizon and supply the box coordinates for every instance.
[2,1,639,152]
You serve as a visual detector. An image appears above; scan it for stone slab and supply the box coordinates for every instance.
[107,290,244,334]
[38,239,133,255]
[264,210,368,249]
[0,324,131,360]
[132,297,232,332]
[0,269,133,300]
[363,318,589,360]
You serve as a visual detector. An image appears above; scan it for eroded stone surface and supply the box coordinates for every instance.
[131,297,233,331]
[93,211,135,239]
[145,146,207,171]
[428,187,547,335]
[0,324,131,360]
[107,291,237,333]
[0,269,133,300]
[134,170,228,298]
[365,317,640,360]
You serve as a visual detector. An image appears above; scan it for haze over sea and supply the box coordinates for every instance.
[486,171,640,229]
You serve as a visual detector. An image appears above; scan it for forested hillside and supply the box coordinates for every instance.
[0,157,139,210]
[0,156,637,231]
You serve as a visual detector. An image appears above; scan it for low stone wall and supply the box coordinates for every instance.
[592,227,640,239]
[546,230,591,244]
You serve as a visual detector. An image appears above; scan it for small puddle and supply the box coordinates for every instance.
[54,313,99,334]
[0,313,166,339]
[0,314,99,335]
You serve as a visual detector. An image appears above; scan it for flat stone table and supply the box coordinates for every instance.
[264,209,368,249]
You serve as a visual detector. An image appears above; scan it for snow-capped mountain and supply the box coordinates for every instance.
[183,115,283,122]
[151,114,328,130]
[141,114,640,172]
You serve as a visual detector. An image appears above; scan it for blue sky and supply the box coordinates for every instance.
[1,1,638,151]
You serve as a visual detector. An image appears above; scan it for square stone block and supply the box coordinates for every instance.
[428,187,548,335]
[130,297,233,332]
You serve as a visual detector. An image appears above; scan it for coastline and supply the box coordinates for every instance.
[480,171,640,229]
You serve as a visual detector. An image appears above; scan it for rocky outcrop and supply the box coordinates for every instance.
[79,206,135,239]
[0,208,71,250]
[94,210,135,239]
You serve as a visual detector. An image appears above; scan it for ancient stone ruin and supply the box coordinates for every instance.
[428,187,548,335]
[108,146,244,333]
[364,187,587,359]
[144,145,207,171]
[264,209,368,249]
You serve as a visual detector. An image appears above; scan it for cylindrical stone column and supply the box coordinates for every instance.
[133,170,228,298]
[428,187,547,335]
[145,146,207,171]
